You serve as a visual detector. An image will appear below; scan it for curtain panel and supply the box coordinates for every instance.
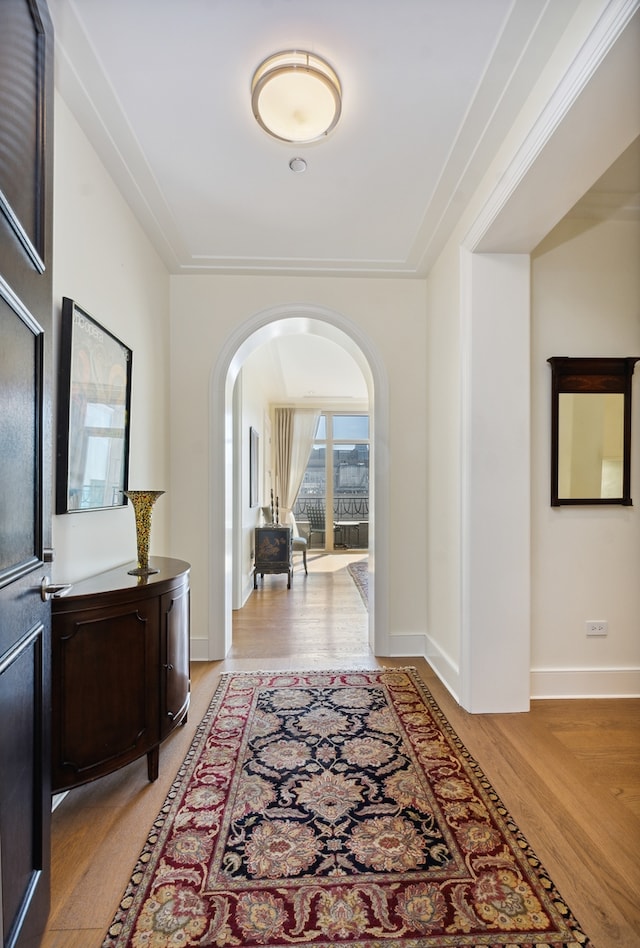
[273,408,320,527]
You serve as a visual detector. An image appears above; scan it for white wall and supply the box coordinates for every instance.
[425,246,533,712]
[49,1,639,706]
[51,95,171,583]
[424,247,462,689]
[423,1,640,708]
[460,251,532,712]
[531,217,640,697]
[168,276,427,653]
[236,365,274,605]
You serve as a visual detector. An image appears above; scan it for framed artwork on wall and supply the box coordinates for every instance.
[250,426,259,508]
[56,297,132,513]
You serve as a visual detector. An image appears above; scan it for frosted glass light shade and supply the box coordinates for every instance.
[251,51,341,143]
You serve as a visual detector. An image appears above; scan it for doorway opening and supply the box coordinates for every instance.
[208,305,390,660]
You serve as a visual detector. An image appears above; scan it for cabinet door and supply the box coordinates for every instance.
[161,582,190,737]
[255,527,291,567]
[51,601,160,791]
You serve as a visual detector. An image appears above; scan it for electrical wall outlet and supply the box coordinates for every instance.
[586,620,608,636]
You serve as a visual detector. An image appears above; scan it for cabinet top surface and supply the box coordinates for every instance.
[52,557,190,607]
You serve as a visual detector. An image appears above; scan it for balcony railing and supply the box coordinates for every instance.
[293,494,369,521]
[293,494,369,549]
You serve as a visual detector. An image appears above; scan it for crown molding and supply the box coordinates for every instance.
[465,1,639,251]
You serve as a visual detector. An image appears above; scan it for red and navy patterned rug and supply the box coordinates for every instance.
[347,560,368,606]
[103,668,591,946]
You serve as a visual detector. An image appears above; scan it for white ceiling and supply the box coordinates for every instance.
[51,0,588,278]
[244,332,369,403]
[49,1,638,401]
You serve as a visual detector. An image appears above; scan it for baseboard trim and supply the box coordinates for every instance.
[425,635,461,705]
[387,632,428,658]
[52,791,68,812]
[530,666,640,699]
[191,639,639,699]
[388,632,461,705]
[190,638,211,662]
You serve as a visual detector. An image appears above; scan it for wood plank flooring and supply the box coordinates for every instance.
[42,554,640,948]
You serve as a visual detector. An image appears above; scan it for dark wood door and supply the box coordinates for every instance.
[0,1,54,945]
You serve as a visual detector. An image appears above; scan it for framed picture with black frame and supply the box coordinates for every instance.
[56,297,132,513]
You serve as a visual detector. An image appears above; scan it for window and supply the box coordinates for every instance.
[294,414,369,550]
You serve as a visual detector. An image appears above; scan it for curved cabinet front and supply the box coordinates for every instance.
[51,557,190,792]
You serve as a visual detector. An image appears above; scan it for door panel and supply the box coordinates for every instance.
[0,0,48,270]
[53,605,159,785]
[0,627,46,948]
[0,0,54,945]
[162,585,190,734]
[0,293,40,578]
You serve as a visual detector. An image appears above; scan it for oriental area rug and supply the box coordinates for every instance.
[347,560,368,607]
[103,668,591,947]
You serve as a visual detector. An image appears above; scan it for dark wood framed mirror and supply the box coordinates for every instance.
[548,356,639,506]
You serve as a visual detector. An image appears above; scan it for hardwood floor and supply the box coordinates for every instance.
[42,554,640,948]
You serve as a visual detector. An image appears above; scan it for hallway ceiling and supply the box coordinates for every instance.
[244,332,369,403]
[51,0,588,278]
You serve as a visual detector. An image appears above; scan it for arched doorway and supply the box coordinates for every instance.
[208,304,390,659]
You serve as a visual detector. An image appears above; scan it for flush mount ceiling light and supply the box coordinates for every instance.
[251,50,341,143]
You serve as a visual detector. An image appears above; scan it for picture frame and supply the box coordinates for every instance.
[56,297,133,513]
[250,426,259,508]
[548,356,638,506]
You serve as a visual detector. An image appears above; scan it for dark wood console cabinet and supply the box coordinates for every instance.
[51,557,190,793]
[254,526,292,588]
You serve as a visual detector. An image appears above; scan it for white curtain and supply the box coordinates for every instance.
[273,408,320,530]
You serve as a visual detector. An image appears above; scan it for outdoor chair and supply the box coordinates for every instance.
[306,503,347,549]
[290,514,308,573]
[306,504,326,549]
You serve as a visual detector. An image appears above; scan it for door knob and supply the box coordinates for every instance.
[41,577,73,601]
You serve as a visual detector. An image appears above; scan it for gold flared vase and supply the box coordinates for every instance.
[125,490,165,575]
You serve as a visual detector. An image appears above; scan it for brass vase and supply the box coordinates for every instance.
[125,490,165,575]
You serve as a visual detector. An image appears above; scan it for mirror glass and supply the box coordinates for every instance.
[548,357,638,506]
[558,393,624,499]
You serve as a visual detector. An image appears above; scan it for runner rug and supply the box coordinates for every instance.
[347,560,368,607]
[103,668,590,947]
